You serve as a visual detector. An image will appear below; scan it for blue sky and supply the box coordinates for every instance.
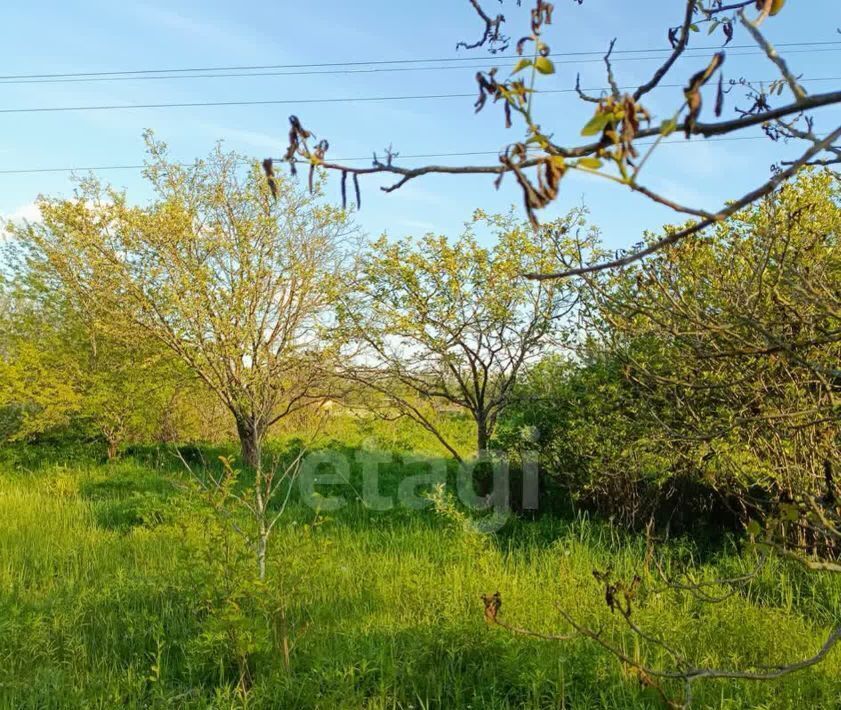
[1,1,839,248]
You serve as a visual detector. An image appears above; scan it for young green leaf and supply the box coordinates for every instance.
[577,157,603,170]
[512,58,532,75]
[534,56,555,75]
[581,112,612,137]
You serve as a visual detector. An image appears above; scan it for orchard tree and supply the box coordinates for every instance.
[499,169,840,526]
[0,282,81,439]
[78,329,185,459]
[340,209,585,461]
[264,0,840,275]
[0,243,187,454]
[14,133,352,468]
[581,169,840,510]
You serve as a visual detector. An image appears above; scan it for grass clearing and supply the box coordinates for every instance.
[0,444,839,708]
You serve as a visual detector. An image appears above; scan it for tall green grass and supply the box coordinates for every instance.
[0,446,839,708]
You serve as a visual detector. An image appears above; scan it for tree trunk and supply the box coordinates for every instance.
[474,415,493,496]
[104,429,121,462]
[476,419,489,455]
[236,418,265,470]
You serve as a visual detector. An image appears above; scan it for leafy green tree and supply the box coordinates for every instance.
[490,170,841,707]
[77,328,185,459]
[340,209,585,461]
[0,283,81,439]
[586,169,839,505]
[501,170,839,526]
[496,350,665,524]
[0,258,185,455]
[12,134,352,468]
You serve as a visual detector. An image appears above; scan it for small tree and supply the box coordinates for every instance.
[14,134,352,468]
[0,257,182,451]
[340,209,584,461]
[79,330,185,459]
[0,287,81,440]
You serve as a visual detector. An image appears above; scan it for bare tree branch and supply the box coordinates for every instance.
[525,124,841,279]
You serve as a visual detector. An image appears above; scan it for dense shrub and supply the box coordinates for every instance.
[498,171,840,531]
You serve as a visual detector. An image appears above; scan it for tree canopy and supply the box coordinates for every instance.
[339,209,585,460]
[11,134,353,466]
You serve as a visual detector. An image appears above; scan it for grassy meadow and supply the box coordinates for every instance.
[1,429,839,709]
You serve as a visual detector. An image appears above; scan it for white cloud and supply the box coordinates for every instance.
[0,203,37,244]
[4,202,41,224]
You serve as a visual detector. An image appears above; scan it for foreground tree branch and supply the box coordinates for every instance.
[262,0,840,271]
[524,124,841,278]
[556,602,841,710]
[485,573,841,709]
[268,91,841,204]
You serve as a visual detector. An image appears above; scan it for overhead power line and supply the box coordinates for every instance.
[0,76,835,115]
[0,40,837,82]
[0,135,799,176]
[1,46,839,86]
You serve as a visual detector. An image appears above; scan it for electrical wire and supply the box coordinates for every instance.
[0,40,837,81]
[0,76,836,115]
[1,47,838,86]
